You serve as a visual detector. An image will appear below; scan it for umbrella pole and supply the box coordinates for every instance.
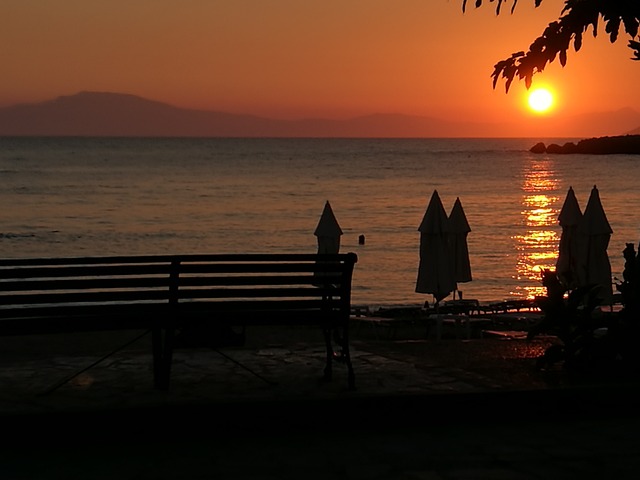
[433,297,442,342]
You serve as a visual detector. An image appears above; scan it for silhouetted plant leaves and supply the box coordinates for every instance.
[559,49,567,66]
[623,16,638,37]
[630,39,640,60]
[531,246,640,374]
[465,0,640,90]
[574,31,583,51]
[463,0,518,15]
[606,17,621,42]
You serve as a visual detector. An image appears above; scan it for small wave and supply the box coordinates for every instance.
[0,233,37,239]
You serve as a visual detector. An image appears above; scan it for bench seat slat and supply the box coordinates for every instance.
[0,286,346,306]
[0,276,344,292]
[178,262,347,274]
[176,298,346,313]
[0,290,173,306]
[0,264,174,280]
[175,286,344,299]
[0,298,346,317]
[0,277,172,292]
[0,253,349,266]
[178,275,341,287]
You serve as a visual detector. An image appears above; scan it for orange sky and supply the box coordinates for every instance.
[2,1,638,136]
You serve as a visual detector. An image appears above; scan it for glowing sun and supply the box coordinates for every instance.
[528,88,554,113]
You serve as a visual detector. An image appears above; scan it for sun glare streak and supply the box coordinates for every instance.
[523,206,556,225]
[512,159,561,299]
[524,195,554,207]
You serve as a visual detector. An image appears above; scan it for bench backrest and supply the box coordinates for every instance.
[0,253,358,334]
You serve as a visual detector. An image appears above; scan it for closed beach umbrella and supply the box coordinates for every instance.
[576,185,613,303]
[416,190,455,304]
[314,200,342,254]
[555,186,583,290]
[448,197,472,297]
[314,201,343,284]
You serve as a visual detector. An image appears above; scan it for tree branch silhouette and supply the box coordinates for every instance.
[463,0,640,91]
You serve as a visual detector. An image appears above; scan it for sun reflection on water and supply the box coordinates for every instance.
[512,159,561,299]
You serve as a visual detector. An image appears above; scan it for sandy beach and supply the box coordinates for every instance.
[0,310,609,415]
[2,309,640,479]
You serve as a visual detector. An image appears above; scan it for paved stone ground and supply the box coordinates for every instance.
[1,323,640,479]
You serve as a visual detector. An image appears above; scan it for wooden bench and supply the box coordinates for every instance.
[0,253,358,390]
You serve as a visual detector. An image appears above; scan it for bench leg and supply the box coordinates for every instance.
[323,326,356,390]
[335,324,355,389]
[322,327,333,381]
[342,328,356,390]
[152,327,175,390]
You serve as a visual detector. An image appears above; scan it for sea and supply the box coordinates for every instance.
[1,136,639,310]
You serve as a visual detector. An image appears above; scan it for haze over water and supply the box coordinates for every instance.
[2,136,639,308]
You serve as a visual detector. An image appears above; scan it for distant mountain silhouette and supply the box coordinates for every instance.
[0,91,639,138]
[0,92,285,137]
[0,92,473,137]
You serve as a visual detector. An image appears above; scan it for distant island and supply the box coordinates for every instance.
[530,135,640,154]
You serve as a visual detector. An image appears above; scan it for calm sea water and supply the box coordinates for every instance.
[2,137,639,308]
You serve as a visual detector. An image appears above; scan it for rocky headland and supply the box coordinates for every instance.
[531,135,640,155]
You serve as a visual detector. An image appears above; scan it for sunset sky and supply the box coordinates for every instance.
[2,1,638,135]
